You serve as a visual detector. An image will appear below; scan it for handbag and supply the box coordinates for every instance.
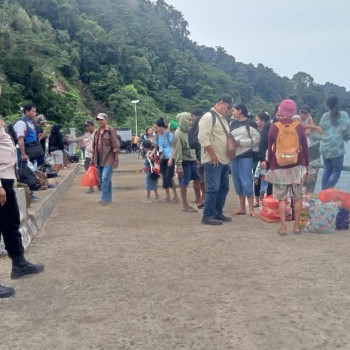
[213,112,236,160]
[25,140,44,160]
[39,163,58,178]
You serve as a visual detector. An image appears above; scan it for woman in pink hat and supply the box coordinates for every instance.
[265,99,309,236]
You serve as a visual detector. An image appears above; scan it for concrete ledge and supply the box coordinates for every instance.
[0,164,80,255]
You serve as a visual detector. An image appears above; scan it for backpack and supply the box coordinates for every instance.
[6,118,30,145]
[188,113,216,150]
[273,121,301,167]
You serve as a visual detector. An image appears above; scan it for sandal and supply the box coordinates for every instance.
[231,211,246,216]
[277,229,287,236]
[182,207,198,213]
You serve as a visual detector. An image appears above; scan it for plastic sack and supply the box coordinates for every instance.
[81,166,99,187]
[304,198,339,233]
[318,188,350,210]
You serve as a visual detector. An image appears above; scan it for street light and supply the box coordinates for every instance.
[130,100,140,135]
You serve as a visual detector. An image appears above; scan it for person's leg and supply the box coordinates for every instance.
[230,159,245,214]
[101,165,113,203]
[160,159,169,200]
[0,180,44,280]
[190,162,201,204]
[239,157,258,217]
[215,164,230,218]
[202,163,222,224]
[326,154,344,189]
[179,162,191,210]
[273,184,289,235]
[291,184,303,233]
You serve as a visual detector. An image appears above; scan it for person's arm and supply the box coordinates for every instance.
[198,113,218,165]
[17,136,28,161]
[167,132,174,166]
[110,129,120,169]
[299,126,310,168]
[0,120,7,206]
[173,133,183,174]
[267,124,276,165]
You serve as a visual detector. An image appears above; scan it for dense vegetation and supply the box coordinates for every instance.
[1,0,349,133]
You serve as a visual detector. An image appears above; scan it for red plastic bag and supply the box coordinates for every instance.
[318,188,342,203]
[81,166,99,187]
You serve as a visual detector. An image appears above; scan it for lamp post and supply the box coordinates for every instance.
[131,100,140,135]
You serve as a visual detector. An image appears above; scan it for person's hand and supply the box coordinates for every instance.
[0,187,6,206]
[21,153,29,161]
[113,159,119,169]
[176,168,184,176]
[254,178,259,186]
[167,159,173,167]
[196,160,201,168]
[210,154,219,166]
[260,161,267,170]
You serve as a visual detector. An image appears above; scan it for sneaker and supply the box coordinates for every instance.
[201,217,223,225]
[0,284,15,298]
[215,214,232,222]
[30,194,40,201]
[11,257,44,279]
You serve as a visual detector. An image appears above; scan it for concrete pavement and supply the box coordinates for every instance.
[1,153,350,350]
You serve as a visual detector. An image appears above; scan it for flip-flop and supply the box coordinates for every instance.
[277,229,287,236]
[182,207,198,213]
[231,211,246,216]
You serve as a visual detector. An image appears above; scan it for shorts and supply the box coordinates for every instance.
[178,161,200,187]
[273,183,303,200]
[51,150,63,165]
[145,173,158,191]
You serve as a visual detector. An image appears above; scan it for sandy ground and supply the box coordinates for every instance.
[1,153,350,350]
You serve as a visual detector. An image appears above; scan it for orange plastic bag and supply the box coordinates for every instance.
[81,166,99,187]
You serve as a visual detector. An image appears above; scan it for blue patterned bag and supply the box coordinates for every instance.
[304,198,340,233]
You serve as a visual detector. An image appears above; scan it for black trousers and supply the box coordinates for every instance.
[0,179,24,258]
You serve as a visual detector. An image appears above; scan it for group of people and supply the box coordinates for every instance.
[140,94,350,235]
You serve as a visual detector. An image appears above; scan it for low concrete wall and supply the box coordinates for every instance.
[0,164,80,255]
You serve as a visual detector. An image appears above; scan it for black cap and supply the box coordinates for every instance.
[84,120,94,127]
[300,105,311,113]
[218,94,233,108]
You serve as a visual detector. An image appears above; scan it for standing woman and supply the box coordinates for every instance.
[319,96,350,190]
[48,124,64,174]
[266,99,309,235]
[152,117,176,202]
[230,103,260,217]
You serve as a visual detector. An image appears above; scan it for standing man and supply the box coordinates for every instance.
[14,104,44,165]
[91,113,120,205]
[174,112,201,212]
[198,94,233,225]
[0,118,44,298]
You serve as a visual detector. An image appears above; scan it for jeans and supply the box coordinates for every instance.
[203,163,230,219]
[321,154,344,190]
[97,164,113,203]
[230,157,254,196]
[0,179,25,258]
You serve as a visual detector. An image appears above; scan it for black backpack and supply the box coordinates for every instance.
[6,118,30,145]
[188,112,216,150]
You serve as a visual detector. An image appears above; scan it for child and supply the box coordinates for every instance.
[254,160,269,207]
[143,140,159,203]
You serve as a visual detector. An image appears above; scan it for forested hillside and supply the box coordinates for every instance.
[0,0,349,132]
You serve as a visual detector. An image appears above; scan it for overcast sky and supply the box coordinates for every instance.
[163,0,350,91]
